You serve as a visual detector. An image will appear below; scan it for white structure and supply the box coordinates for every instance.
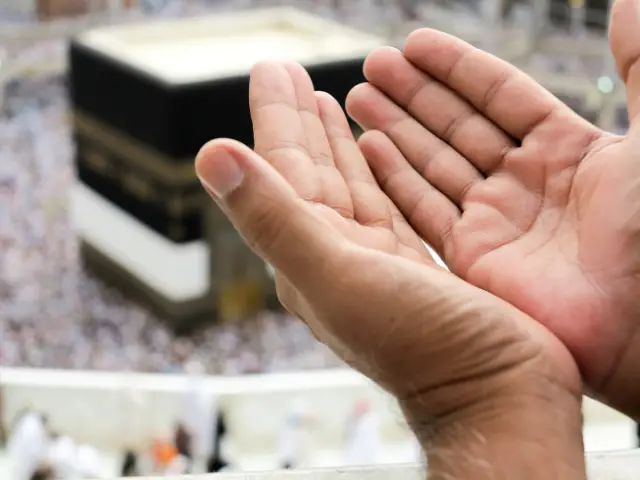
[0,367,637,477]
[86,451,640,480]
[71,184,211,306]
[0,368,409,455]
[75,6,383,85]
[0,367,634,454]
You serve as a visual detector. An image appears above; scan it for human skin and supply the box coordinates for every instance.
[195,61,585,479]
[346,0,640,420]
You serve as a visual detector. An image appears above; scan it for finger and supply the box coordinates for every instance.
[387,199,441,265]
[347,83,481,207]
[315,91,435,263]
[403,29,585,140]
[249,61,320,202]
[609,0,640,124]
[358,130,460,260]
[195,139,342,291]
[363,47,516,175]
[315,91,388,228]
[284,63,353,217]
[283,62,334,167]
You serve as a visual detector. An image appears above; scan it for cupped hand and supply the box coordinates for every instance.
[346,0,640,416]
[194,62,583,470]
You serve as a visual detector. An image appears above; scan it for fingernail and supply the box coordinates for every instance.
[196,147,244,199]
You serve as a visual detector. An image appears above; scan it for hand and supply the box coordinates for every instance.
[195,61,584,478]
[346,0,640,418]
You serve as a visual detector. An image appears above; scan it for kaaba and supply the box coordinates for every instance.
[549,0,609,30]
[69,7,384,326]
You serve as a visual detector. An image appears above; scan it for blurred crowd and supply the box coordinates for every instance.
[8,411,103,480]
[5,405,230,479]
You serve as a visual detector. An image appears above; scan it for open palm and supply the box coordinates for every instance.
[202,61,581,404]
[346,0,640,414]
[248,61,435,268]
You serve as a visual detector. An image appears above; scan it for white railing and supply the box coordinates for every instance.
[0,367,410,453]
[120,450,640,479]
[0,367,633,455]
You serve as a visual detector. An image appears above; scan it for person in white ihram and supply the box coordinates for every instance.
[163,453,190,476]
[47,434,77,479]
[277,398,315,469]
[75,443,102,479]
[181,359,216,473]
[8,411,49,480]
[343,400,382,467]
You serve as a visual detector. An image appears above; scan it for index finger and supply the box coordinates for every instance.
[249,61,320,201]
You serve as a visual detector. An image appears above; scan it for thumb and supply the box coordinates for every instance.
[195,139,341,288]
[610,0,640,124]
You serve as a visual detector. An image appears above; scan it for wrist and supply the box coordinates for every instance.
[401,365,585,479]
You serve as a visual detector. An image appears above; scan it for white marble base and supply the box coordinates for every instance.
[70,183,209,303]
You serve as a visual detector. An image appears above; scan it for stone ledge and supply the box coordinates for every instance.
[131,450,640,480]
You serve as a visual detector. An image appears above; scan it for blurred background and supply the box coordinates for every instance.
[0,1,634,479]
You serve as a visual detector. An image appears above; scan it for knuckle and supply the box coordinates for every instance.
[241,201,289,256]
